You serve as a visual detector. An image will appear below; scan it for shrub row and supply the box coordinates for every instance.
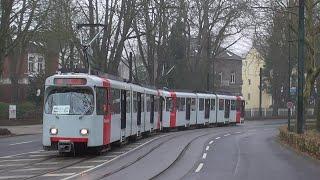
[0,128,11,136]
[0,102,37,119]
[279,126,320,159]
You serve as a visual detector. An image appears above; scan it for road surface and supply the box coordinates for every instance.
[0,120,319,180]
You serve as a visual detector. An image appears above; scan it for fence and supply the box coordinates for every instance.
[245,108,315,119]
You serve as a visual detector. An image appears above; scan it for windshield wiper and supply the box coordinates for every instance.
[79,104,93,120]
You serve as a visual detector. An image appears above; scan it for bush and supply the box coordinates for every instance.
[0,128,11,136]
[0,101,37,120]
[16,102,36,118]
[0,102,9,119]
[279,126,320,159]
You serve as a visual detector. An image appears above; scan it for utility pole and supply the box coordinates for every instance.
[207,73,210,91]
[259,68,263,117]
[129,52,133,83]
[287,7,292,131]
[297,0,305,134]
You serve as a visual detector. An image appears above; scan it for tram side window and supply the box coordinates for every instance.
[231,100,236,110]
[236,100,241,111]
[176,98,180,111]
[166,97,172,112]
[147,95,151,112]
[133,91,138,113]
[179,98,186,111]
[191,98,196,111]
[111,88,121,114]
[219,99,224,111]
[199,98,204,111]
[211,99,216,110]
[96,87,108,115]
[154,96,159,112]
[141,94,145,112]
[126,91,131,113]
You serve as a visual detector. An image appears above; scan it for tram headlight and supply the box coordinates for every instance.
[80,129,89,136]
[50,128,58,135]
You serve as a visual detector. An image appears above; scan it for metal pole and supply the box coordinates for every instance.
[297,0,305,134]
[259,68,262,117]
[129,52,133,83]
[287,8,292,131]
[207,72,210,91]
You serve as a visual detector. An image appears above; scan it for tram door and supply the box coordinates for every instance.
[150,95,155,124]
[205,99,210,119]
[159,97,164,122]
[137,92,142,126]
[241,100,245,118]
[225,99,230,119]
[120,90,127,129]
[186,98,191,120]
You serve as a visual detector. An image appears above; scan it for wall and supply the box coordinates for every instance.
[242,48,272,109]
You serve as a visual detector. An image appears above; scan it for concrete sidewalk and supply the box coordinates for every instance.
[0,124,42,135]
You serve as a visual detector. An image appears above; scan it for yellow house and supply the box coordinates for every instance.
[242,48,272,109]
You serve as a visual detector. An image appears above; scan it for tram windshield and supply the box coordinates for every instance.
[45,88,94,115]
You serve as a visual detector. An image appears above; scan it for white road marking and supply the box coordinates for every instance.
[36,162,59,165]
[0,164,26,167]
[0,158,41,163]
[103,155,117,158]
[195,163,204,173]
[224,133,231,137]
[0,175,33,179]
[62,134,169,180]
[43,173,75,177]
[202,153,207,159]
[235,131,241,134]
[87,160,108,163]
[9,141,34,146]
[209,141,214,145]
[29,154,48,157]
[206,146,210,151]
[66,166,94,169]
[12,167,56,172]
[0,150,42,159]
[110,151,126,154]
[215,137,221,140]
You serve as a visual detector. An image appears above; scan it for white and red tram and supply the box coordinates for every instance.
[43,73,245,153]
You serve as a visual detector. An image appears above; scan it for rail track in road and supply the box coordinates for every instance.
[0,133,165,180]
[0,124,249,180]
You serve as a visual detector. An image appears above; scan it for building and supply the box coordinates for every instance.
[242,48,272,109]
[214,49,243,96]
[0,42,58,103]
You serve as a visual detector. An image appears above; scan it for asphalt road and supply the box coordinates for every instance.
[0,120,319,180]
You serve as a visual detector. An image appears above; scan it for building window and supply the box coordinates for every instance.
[218,72,222,84]
[248,79,251,85]
[28,56,35,73]
[38,57,44,72]
[248,93,251,100]
[230,72,235,84]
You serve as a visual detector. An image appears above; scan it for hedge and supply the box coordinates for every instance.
[0,102,37,119]
[279,126,320,159]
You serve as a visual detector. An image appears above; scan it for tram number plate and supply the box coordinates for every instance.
[52,105,70,115]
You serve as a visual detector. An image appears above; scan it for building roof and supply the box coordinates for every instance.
[215,48,243,61]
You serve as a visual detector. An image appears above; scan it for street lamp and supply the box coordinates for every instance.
[297,0,305,134]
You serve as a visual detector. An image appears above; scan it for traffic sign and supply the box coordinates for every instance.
[287,101,294,109]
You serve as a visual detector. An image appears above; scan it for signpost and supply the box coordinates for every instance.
[287,101,294,131]
[9,105,16,120]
